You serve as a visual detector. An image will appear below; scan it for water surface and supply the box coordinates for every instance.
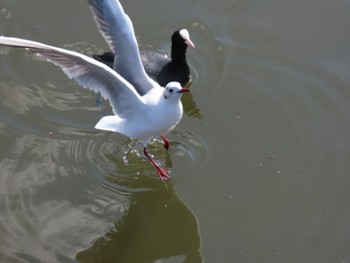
[1,0,350,262]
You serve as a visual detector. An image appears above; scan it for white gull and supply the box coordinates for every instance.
[0,35,189,180]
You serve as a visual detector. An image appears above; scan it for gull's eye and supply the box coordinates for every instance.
[169,88,173,93]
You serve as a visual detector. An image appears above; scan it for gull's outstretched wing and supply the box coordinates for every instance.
[0,36,145,118]
[88,0,157,95]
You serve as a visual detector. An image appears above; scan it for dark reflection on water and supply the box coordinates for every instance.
[0,129,204,262]
[76,178,203,263]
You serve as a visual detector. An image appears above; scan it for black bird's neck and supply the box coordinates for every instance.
[171,44,188,65]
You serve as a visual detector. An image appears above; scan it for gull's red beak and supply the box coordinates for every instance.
[179,88,190,93]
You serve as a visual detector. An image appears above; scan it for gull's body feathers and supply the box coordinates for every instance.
[96,86,184,141]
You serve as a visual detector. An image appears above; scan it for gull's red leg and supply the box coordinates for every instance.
[161,135,170,151]
[143,147,170,180]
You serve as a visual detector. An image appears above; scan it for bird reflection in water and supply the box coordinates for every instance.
[76,176,203,262]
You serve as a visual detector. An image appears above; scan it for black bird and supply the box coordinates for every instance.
[93,29,195,87]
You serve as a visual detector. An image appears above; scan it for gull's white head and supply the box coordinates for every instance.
[163,82,190,101]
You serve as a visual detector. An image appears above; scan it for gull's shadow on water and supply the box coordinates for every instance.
[76,176,203,263]
[182,90,201,119]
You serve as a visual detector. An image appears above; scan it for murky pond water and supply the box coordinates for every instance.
[1,0,350,262]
